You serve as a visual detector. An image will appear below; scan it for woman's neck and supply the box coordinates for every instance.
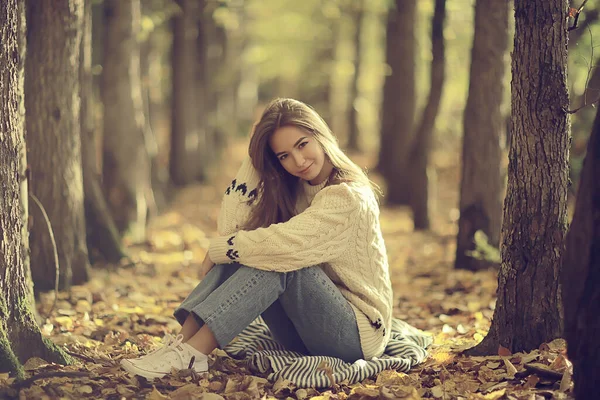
[309,160,334,185]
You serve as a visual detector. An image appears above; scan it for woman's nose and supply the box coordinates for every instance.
[293,152,305,167]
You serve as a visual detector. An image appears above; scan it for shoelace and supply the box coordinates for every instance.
[143,333,184,359]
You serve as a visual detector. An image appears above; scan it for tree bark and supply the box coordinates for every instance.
[378,0,416,205]
[455,0,509,270]
[80,0,125,264]
[467,0,569,355]
[347,3,364,152]
[0,0,71,377]
[170,0,206,185]
[406,0,446,230]
[102,0,151,241]
[562,102,600,400]
[26,0,91,291]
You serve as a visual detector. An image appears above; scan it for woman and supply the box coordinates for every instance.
[121,98,393,380]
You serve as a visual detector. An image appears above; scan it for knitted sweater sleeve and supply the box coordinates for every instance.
[216,156,260,236]
[208,183,360,271]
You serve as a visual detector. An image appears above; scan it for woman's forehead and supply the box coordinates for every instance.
[269,126,310,152]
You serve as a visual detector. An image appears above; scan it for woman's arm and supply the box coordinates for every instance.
[216,156,260,236]
[209,184,362,272]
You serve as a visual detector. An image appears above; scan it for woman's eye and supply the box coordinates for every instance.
[299,141,308,148]
[279,154,287,161]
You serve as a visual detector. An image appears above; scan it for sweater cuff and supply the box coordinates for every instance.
[209,235,237,264]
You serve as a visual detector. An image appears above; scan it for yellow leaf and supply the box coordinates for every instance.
[76,385,93,395]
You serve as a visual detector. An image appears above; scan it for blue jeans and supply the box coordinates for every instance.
[174,264,364,362]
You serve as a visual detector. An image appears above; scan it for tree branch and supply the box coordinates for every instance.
[29,193,60,318]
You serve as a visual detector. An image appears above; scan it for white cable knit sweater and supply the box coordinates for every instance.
[208,157,393,360]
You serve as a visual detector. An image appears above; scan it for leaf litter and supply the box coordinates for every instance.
[0,143,574,399]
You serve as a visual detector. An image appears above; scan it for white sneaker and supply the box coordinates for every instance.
[123,334,181,367]
[120,341,209,380]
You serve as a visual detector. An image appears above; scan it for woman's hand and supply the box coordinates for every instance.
[198,253,215,279]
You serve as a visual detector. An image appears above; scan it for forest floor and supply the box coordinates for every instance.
[1,141,573,399]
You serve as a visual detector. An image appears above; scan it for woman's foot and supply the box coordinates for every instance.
[123,333,182,366]
[120,339,209,380]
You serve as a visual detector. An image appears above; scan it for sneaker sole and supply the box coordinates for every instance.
[120,359,209,380]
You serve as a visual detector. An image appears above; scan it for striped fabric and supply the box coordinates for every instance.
[223,318,433,388]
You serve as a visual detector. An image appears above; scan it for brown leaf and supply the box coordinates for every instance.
[569,7,578,17]
[497,345,512,357]
[146,387,169,400]
[523,374,540,389]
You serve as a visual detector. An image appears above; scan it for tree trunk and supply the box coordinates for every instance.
[80,0,125,264]
[0,0,71,377]
[455,0,509,270]
[378,0,416,205]
[26,0,91,291]
[562,102,600,400]
[170,0,206,185]
[347,4,364,152]
[102,0,151,241]
[467,0,569,355]
[406,0,446,229]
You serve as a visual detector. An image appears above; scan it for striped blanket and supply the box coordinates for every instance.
[223,318,433,388]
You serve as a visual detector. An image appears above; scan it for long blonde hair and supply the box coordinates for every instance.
[244,98,378,230]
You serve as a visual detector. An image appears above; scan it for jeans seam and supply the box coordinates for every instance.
[203,271,264,325]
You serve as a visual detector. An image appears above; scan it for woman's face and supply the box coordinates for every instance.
[269,125,331,185]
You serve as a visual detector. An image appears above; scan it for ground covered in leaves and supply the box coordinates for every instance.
[0,143,574,399]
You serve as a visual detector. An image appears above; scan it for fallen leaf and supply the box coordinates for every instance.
[76,385,93,395]
[523,375,540,389]
[498,345,511,357]
[146,387,169,400]
[559,369,572,392]
[431,385,444,398]
[503,358,517,378]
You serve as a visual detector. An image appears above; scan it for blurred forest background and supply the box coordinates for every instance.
[2,0,600,398]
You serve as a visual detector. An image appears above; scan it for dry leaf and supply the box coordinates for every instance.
[497,345,512,357]
[559,369,572,392]
[146,387,169,400]
[503,358,517,378]
[523,375,540,389]
[430,385,444,398]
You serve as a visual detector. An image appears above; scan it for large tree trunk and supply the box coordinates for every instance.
[347,3,364,152]
[0,0,70,378]
[468,0,569,355]
[102,0,151,241]
[80,0,125,264]
[26,0,91,291]
[170,0,206,185]
[455,0,509,270]
[562,102,600,400]
[406,0,446,229]
[378,0,417,205]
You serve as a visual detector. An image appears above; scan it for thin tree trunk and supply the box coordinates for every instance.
[102,0,151,241]
[0,0,70,377]
[347,4,364,152]
[406,0,446,229]
[379,0,416,205]
[455,0,509,270]
[467,0,569,355]
[562,102,600,400]
[26,0,91,291]
[170,0,206,185]
[80,0,125,264]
